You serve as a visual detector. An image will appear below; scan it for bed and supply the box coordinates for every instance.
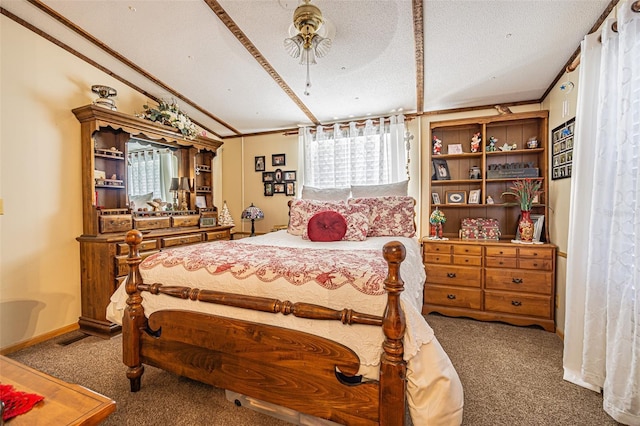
[107,196,463,425]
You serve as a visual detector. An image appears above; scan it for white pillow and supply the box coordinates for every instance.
[350,180,408,198]
[301,185,351,201]
[129,192,154,210]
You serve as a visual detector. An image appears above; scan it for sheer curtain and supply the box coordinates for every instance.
[127,148,178,202]
[300,115,408,188]
[563,3,639,424]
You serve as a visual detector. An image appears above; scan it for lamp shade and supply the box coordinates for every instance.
[179,177,191,192]
[241,203,264,220]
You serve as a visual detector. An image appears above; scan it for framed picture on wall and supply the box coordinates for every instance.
[272,153,286,166]
[285,182,296,196]
[262,171,275,182]
[284,171,297,181]
[264,183,274,196]
[255,156,265,172]
[551,118,574,180]
[273,183,285,194]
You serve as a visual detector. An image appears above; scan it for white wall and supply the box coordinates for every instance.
[0,17,150,350]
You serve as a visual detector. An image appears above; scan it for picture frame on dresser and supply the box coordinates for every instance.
[468,189,481,204]
[432,192,441,205]
[445,190,466,204]
[433,158,451,180]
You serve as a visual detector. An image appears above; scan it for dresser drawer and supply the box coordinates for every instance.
[99,215,132,234]
[426,265,481,287]
[485,269,552,295]
[452,255,482,267]
[519,247,553,259]
[484,291,551,318]
[134,216,171,231]
[424,286,482,310]
[423,243,451,254]
[117,239,158,255]
[485,256,517,269]
[161,233,203,248]
[424,253,451,265]
[519,258,553,270]
[171,215,200,228]
[453,245,482,256]
[205,229,230,241]
[115,251,159,277]
[485,246,517,257]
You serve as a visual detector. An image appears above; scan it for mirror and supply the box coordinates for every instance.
[127,138,179,210]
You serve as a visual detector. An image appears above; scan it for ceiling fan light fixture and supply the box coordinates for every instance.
[284,0,332,96]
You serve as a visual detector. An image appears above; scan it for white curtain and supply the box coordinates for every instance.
[300,115,408,188]
[127,149,177,202]
[563,2,640,425]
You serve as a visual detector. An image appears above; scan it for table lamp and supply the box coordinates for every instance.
[179,177,191,210]
[241,203,264,237]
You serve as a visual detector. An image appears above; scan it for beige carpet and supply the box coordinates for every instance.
[7,314,619,425]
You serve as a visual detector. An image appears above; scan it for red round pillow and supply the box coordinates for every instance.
[307,211,347,242]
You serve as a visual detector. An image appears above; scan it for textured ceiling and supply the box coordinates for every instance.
[1,0,612,138]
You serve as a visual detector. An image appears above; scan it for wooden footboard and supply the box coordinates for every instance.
[123,230,407,426]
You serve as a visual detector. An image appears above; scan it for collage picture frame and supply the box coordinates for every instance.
[551,118,574,180]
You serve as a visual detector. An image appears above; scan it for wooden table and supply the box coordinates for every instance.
[0,356,115,425]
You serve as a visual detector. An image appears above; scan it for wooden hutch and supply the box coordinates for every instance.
[423,111,557,332]
[73,105,232,338]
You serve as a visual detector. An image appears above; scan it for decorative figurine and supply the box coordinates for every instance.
[486,136,498,152]
[432,136,443,155]
[471,132,481,153]
[91,85,117,110]
[486,196,494,204]
[499,143,518,151]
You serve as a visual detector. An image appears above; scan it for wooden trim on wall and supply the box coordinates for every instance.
[204,0,321,127]
[0,324,79,356]
[412,0,424,114]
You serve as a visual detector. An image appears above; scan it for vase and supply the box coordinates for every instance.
[430,223,443,238]
[518,210,534,242]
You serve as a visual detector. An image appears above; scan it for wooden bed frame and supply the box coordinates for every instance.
[122,229,409,426]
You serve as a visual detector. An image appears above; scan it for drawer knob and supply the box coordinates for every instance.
[447,294,456,300]
[512,300,522,306]
[447,272,457,278]
[512,278,523,284]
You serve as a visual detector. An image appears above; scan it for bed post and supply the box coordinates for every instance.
[379,241,407,426]
[123,230,145,392]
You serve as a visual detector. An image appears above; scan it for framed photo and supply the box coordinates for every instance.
[254,156,265,172]
[262,171,275,182]
[432,158,451,180]
[447,144,463,154]
[283,170,297,181]
[274,168,283,182]
[195,195,207,209]
[468,189,481,204]
[264,182,274,196]
[445,190,466,204]
[272,153,286,166]
[285,182,296,196]
[432,192,441,205]
[516,214,545,242]
[273,183,285,194]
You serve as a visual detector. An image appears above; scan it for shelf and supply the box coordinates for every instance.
[432,179,483,185]
[486,148,544,156]
[95,185,124,189]
[431,152,483,160]
[95,153,125,161]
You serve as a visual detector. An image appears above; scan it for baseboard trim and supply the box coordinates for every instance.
[0,323,79,355]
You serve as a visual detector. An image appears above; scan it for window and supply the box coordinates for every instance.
[300,115,408,188]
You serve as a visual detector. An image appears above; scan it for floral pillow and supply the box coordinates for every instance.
[289,199,369,241]
[348,196,416,237]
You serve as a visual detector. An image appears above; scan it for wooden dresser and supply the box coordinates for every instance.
[73,105,230,338]
[422,239,556,332]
